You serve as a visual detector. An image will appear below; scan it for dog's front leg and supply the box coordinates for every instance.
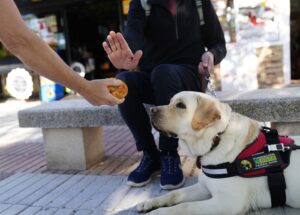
[137,182,210,213]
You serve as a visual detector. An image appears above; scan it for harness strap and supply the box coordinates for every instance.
[202,165,287,207]
[140,0,151,16]
[261,127,287,206]
[262,126,280,145]
[195,0,205,26]
[201,162,238,178]
[267,171,286,207]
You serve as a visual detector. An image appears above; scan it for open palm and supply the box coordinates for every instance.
[103,31,143,70]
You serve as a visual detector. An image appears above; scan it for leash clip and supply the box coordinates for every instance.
[204,68,217,98]
[267,144,291,152]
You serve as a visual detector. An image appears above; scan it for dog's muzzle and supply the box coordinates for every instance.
[150,107,178,139]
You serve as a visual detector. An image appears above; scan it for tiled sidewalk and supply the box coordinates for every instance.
[1,173,299,215]
[0,173,197,215]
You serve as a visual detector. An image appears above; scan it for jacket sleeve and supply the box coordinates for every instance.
[202,0,227,65]
[124,0,147,53]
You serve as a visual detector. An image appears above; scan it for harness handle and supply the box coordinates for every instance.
[267,144,291,152]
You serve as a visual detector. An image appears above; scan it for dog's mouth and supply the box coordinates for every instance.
[151,120,178,139]
[150,107,178,138]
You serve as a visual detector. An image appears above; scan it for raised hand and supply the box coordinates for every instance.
[102,31,143,70]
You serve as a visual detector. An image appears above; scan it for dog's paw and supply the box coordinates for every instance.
[136,200,157,213]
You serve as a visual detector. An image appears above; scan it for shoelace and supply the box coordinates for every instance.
[136,154,152,172]
[161,153,180,174]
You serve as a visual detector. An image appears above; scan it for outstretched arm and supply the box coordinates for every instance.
[0,0,123,105]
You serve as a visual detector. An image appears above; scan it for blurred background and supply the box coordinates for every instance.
[0,0,299,102]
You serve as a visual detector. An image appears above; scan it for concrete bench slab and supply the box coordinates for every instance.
[18,100,125,128]
[18,87,300,170]
[219,87,300,122]
[19,87,300,127]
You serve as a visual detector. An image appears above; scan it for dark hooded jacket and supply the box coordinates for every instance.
[125,0,227,72]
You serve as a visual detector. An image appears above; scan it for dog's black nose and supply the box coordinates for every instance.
[150,107,158,113]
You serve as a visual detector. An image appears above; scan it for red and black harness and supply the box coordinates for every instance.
[196,127,300,207]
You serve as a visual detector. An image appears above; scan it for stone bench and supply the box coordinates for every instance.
[18,87,300,171]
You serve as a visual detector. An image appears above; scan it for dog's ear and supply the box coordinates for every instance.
[191,96,221,131]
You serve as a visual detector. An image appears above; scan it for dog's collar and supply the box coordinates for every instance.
[196,123,229,169]
[210,131,224,151]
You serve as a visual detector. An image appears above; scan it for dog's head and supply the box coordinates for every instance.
[150,91,232,143]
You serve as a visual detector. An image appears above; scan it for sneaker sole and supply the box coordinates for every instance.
[160,176,186,190]
[127,170,160,187]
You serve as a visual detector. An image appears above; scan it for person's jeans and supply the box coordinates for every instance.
[116,64,201,152]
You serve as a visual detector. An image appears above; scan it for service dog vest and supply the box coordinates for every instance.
[196,127,300,207]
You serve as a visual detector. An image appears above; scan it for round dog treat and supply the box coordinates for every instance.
[107,79,128,99]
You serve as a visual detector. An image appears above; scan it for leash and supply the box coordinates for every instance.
[203,67,217,98]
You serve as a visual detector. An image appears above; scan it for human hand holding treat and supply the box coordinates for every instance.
[107,79,128,99]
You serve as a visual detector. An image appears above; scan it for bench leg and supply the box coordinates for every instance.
[42,127,104,170]
[271,122,300,136]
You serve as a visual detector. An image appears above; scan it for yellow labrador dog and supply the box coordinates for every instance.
[136,91,300,215]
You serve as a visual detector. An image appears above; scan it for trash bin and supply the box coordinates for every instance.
[40,76,64,102]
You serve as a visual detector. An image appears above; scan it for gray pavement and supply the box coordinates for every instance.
[0,99,42,146]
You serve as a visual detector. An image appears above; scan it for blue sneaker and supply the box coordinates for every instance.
[127,152,161,187]
[160,151,185,190]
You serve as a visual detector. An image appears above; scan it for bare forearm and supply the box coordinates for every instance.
[8,30,89,94]
[0,0,88,94]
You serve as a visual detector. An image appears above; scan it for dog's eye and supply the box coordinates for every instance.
[176,102,186,109]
